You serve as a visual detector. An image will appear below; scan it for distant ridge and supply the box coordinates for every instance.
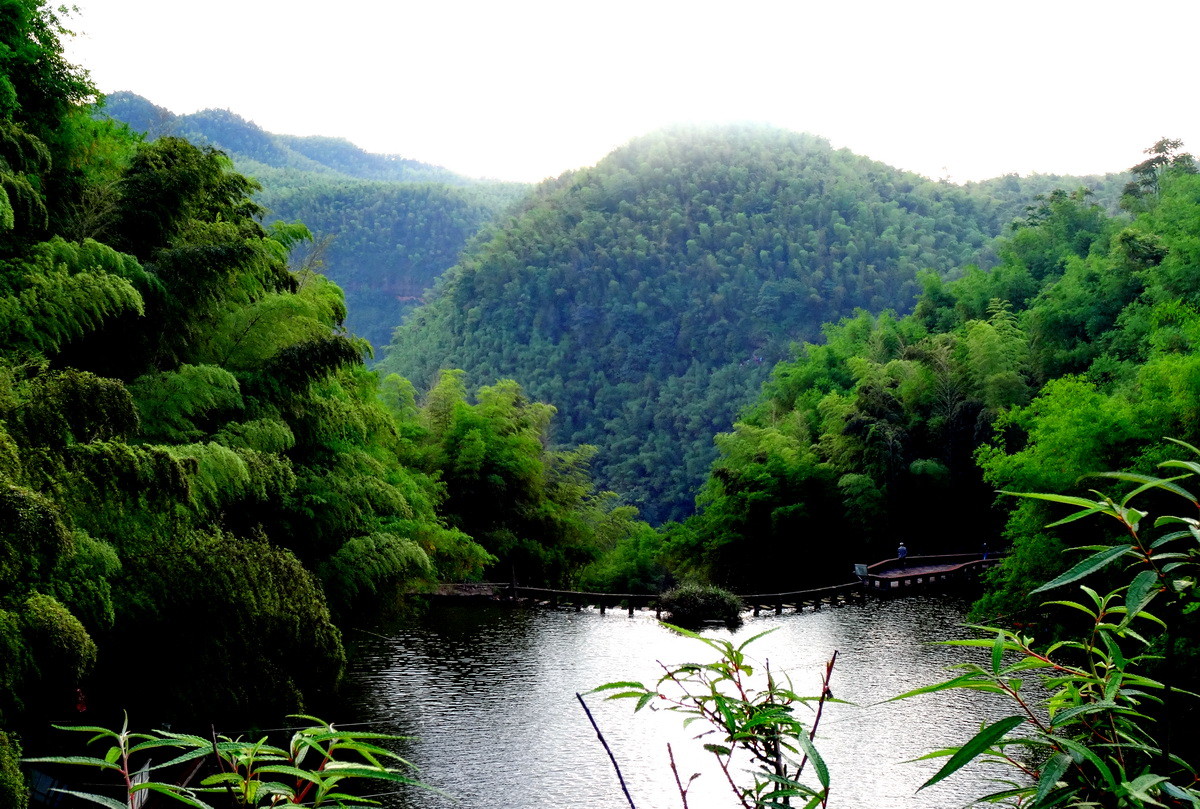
[99,91,474,185]
[97,92,530,351]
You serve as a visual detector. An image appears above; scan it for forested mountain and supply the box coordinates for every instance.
[0,8,642,801]
[659,142,1200,602]
[382,126,1123,523]
[97,92,529,349]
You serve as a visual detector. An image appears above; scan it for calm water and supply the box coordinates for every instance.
[341,596,1020,809]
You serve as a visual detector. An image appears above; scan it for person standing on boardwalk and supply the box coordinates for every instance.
[897,542,908,568]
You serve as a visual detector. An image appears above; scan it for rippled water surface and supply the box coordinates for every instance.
[341,596,1017,809]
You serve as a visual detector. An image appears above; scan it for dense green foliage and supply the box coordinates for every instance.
[262,182,505,348]
[604,458,1200,809]
[9,5,1198,806]
[891,458,1200,808]
[0,5,635,778]
[382,126,1122,523]
[97,92,529,350]
[667,140,1200,607]
[29,714,426,807]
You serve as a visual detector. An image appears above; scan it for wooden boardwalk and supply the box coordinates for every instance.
[434,553,1002,616]
[861,552,1003,595]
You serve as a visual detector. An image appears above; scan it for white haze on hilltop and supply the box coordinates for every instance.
[64,0,1200,183]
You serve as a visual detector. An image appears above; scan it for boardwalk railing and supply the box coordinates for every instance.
[434,581,865,617]
[434,553,1005,616]
[510,586,661,616]
[740,582,865,616]
[863,553,1004,594]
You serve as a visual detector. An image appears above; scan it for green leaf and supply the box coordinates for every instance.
[1151,519,1194,533]
[50,723,123,736]
[589,681,646,693]
[22,755,121,771]
[254,764,322,783]
[145,746,216,772]
[1121,507,1149,530]
[317,763,420,783]
[131,783,215,809]
[602,691,647,700]
[1057,738,1116,790]
[794,730,829,789]
[1123,773,1169,803]
[888,672,986,702]
[1001,491,1107,510]
[1035,752,1072,804]
[1049,701,1119,728]
[1030,545,1134,595]
[1123,570,1160,628]
[918,715,1026,790]
[49,789,130,809]
[991,629,1004,674]
[1162,781,1200,806]
[1094,472,1195,506]
[1159,459,1200,477]
[1165,437,1200,457]
[702,743,732,756]
[1045,507,1110,529]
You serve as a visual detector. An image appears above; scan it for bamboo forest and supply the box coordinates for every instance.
[3,2,1200,807]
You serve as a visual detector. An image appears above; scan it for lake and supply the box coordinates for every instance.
[340,594,1022,809]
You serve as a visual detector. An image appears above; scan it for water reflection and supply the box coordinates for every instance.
[342,596,1019,809]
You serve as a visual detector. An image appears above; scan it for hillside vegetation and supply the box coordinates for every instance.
[0,7,644,787]
[98,92,529,349]
[382,126,1123,522]
[658,143,1200,600]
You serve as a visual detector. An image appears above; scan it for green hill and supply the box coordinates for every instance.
[382,125,1119,523]
[97,93,529,348]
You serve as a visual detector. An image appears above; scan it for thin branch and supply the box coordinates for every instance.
[576,693,638,809]
[797,650,838,780]
[211,725,237,804]
[667,743,692,809]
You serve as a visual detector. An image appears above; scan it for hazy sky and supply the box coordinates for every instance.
[62,0,1200,184]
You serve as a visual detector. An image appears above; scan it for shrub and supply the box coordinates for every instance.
[659,582,743,628]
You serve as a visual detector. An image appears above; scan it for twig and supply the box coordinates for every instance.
[211,725,237,804]
[576,692,638,809]
[667,743,692,809]
[798,650,838,782]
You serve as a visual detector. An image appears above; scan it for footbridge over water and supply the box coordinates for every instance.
[435,553,1002,617]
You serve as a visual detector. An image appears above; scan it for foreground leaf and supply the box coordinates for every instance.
[1030,546,1133,595]
[918,715,1026,790]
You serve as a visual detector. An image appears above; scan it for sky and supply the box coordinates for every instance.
[61,0,1200,184]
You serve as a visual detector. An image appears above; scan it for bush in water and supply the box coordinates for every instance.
[659,583,743,629]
